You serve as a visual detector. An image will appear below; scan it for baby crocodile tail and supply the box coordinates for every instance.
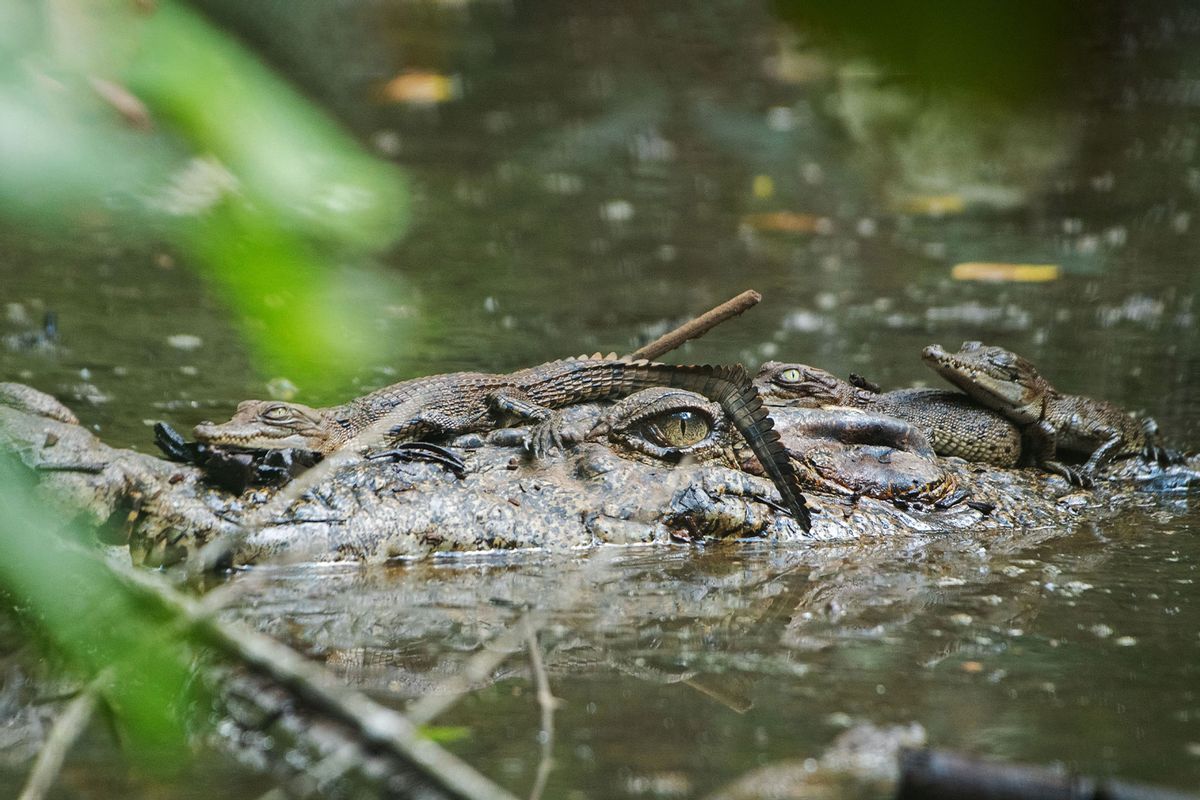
[613,360,811,531]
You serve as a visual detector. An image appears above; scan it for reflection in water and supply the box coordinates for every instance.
[222,510,1200,796]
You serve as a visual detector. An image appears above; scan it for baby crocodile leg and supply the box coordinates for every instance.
[1080,423,1128,478]
[1026,420,1092,488]
[486,387,555,424]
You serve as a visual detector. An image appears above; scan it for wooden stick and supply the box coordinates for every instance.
[631,289,762,361]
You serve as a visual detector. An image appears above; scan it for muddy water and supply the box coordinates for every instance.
[2,0,1199,796]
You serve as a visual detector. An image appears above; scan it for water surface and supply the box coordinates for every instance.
[1,1,1198,796]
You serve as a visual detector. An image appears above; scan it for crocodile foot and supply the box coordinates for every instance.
[1042,459,1094,489]
[367,442,467,478]
[155,421,207,464]
[1142,442,1186,466]
[522,411,587,459]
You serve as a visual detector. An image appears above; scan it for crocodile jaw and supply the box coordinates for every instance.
[921,344,1042,424]
[192,400,336,452]
[191,421,323,451]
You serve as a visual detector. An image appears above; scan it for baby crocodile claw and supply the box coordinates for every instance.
[367,442,467,478]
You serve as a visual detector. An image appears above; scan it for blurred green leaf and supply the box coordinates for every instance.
[124,1,409,250]
[0,0,415,391]
[0,457,199,766]
[420,725,473,744]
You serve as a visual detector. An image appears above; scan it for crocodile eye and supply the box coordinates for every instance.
[638,410,711,449]
[260,405,295,423]
[989,352,1015,368]
[605,389,726,462]
[777,368,803,384]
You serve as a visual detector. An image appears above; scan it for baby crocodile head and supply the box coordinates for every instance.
[755,362,862,406]
[193,400,338,452]
[922,341,1046,423]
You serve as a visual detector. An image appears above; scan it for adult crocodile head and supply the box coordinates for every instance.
[755,362,878,408]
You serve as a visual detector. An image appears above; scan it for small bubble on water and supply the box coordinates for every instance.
[167,334,203,351]
[601,199,634,222]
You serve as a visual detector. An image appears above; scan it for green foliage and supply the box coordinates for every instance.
[124,1,409,250]
[420,725,473,744]
[774,0,1088,105]
[0,457,200,765]
[0,0,416,769]
[0,0,412,390]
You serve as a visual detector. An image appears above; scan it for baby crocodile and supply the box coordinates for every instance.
[922,341,1165,485]
[755,362,1022,467]
[193,354,811,529]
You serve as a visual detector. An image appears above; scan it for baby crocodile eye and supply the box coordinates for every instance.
[988,352,1016,368]
[638,410,711,449]
[777,368,802,384]
[260,405,295,423]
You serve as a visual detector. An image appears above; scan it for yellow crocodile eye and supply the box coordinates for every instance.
[640,410,711,449]
[778,368,802,383]
[261,405,294,423]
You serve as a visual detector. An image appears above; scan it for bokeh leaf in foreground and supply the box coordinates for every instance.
[0,0,414,390]
[0,456,198,766]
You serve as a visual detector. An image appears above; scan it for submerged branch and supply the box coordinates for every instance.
[524,621,559,800]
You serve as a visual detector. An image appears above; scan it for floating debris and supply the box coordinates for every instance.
[378,71,460,105]
[741,211,821,233]
[952,262,1061,283]
[892,194,965,215]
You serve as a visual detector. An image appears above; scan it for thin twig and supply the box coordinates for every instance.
[18,672,108,800]
[631,289,762,361]
[524,620,559,800]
